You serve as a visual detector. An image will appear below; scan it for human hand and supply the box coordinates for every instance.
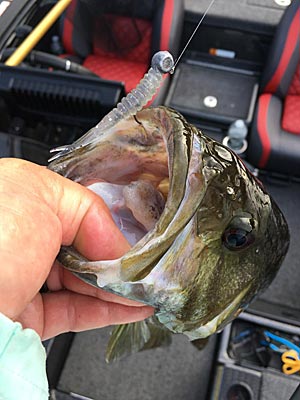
[0,158,153,340]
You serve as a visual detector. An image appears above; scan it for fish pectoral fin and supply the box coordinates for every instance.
[190,337,210,351]
[105,316,172,363]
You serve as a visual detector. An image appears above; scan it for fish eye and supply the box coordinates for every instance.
[222,227,254,251]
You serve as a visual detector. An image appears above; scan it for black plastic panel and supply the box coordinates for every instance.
[166,62,258,125]
[0,65,125,126]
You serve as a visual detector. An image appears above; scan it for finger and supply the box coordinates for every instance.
[47,264,149,307]
[41,291,153,340]
[0,158,129,260]
[0,159,129,318]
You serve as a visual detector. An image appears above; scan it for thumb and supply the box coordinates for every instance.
[0,158,129,317]
[45,167,131,261]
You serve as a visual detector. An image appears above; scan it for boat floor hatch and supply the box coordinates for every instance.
[165,62,259,125]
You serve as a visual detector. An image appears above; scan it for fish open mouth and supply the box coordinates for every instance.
[87,169,170,246]
[51,107,176,246]
[86,113,172,246]
[50,107,204,283]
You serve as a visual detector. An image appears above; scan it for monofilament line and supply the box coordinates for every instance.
[172,0,217,71]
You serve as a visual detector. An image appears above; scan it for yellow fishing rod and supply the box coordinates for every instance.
[5,0,72,66]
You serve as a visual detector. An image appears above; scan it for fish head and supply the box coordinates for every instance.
[175,134,290,338]
[49,106,289,340]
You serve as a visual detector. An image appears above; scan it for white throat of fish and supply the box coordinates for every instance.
[88,173,169,246]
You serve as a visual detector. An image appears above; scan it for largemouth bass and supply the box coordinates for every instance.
[49,106,289,361]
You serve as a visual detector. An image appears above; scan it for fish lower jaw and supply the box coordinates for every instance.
[181,288,249,341]
[183,312,233,341]
[184,315,221,341]
[155,313,218,340]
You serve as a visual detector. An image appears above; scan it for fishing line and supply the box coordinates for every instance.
[172,0,217,71]
[49,0,217,160]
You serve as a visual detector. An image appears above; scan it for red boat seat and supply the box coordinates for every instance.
[60,0,184,104]
[247,0,300,175]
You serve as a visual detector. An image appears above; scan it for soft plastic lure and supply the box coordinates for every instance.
[49,0,217,162]
[49,51,174,161]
